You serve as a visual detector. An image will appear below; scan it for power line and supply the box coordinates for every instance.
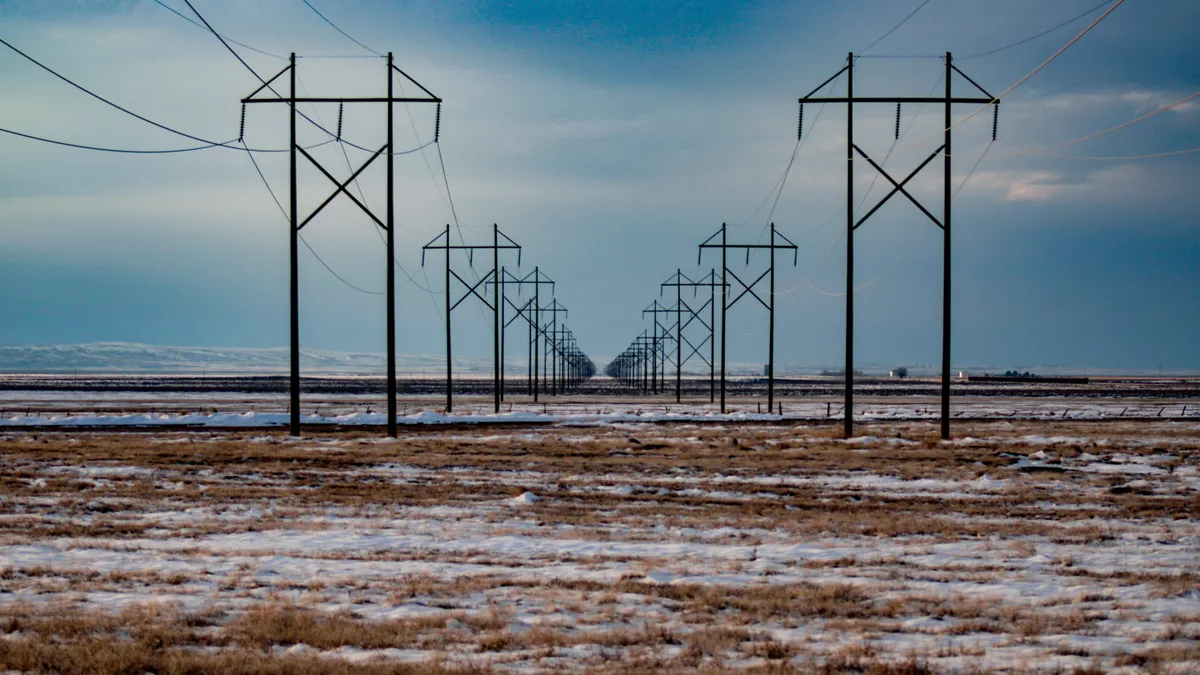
[992,89,1200,159]
[240,139,387,295]
[435,142,466,246]
[893,0,1127,157]
[1,35,241,150]
[299,0,384,57]
[1049,146,1200,161]
[959,0,1117,60]
[0,126,230,154]
[295,0,455,224]
[747,0,933,239]
[178,0,411,155]
[953,141,994,198]
[149,0,285,60]
[295,75,442,294]
[0,34,331,154]
[860,0,931,55]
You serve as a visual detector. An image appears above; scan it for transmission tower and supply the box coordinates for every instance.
[421,224,521,413]
[699,223,798,413]
[242,53,440,437]
[642,300,677,396]
[799,52,999,439]
[660,269,724,403]
[538,299,568,396]
[488,267,554,401]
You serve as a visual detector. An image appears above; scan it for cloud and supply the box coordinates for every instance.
[1019,88,1199,116]
[962,164,1195,207]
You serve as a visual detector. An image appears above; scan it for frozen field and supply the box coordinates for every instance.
[0,421,1197,673]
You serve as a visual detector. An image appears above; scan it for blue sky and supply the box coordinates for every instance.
[0,0,1197,372]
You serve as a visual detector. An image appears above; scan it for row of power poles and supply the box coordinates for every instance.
[605,224,797,413]
[244,53,594,437]
[246,50,996,440]
[421,228,595,413]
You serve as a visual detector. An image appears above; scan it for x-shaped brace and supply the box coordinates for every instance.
[449,268,494,312]
[679,333,712,368]
[504,297,535,329]
[726,268,772,311]
[678,298,713,333]
[297,144,387,231]
[852,144,946,231]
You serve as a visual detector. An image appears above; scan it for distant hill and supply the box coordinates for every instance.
[0,342,492,375]
[0,343,1176,377]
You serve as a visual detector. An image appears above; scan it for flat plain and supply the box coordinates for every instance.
[1,419,1198,673]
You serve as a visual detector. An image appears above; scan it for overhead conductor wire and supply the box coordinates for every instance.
[297,0,473,296]
[293,0,454,316]
[150,0,285,60]
[859,0,931,56]
[992,89,1200,159]
[241,139,385,295]
[178,0,406,155]
[892,0,1127,157]
[747,0,934,258]
[959,0,1118,60]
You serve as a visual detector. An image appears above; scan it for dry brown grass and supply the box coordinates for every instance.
[1,420,1197,672]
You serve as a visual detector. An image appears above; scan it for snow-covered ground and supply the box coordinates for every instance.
[0,399,1196,427]
[0,421,1196,672]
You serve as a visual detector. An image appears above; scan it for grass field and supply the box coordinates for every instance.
[1,420,1197,673]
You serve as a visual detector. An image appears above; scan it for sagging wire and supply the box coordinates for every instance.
[794,140,996,298]
[294,75,438,296]
[239,140,386,296]
[889,0,1127,158]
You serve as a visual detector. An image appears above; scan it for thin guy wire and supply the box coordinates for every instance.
[294,74,441,294]
[959,0,1117,60]
[150,0,285,60]
[1048,146,1200,161]
[396,78,452,211]
[744,71,844,253]
[991,89,1200,159]
[240,140,387,295]
[860,0,931,55]
[796,141,995,298]
[787,74,949,298]
[300,0,385,57]
[179,0,407,155]
[892,0,1127,157]
[952,141,993,198]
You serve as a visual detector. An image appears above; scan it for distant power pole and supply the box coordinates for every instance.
[421,224,521,413]
[488,267,554,401]
[699,223,798,412]
[798,52,999,439]
[642,300,675,396]
[538,299,568,396]
[242,53,441,438]
[660,269,725,404]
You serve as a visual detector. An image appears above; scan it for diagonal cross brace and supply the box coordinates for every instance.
[504,296,536,329]
[679,298,713,333]
[297,144,387,231]
[680,333,712,368]
[449,268,494,312]
[852,144,946,230]
[726,268,772,311]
